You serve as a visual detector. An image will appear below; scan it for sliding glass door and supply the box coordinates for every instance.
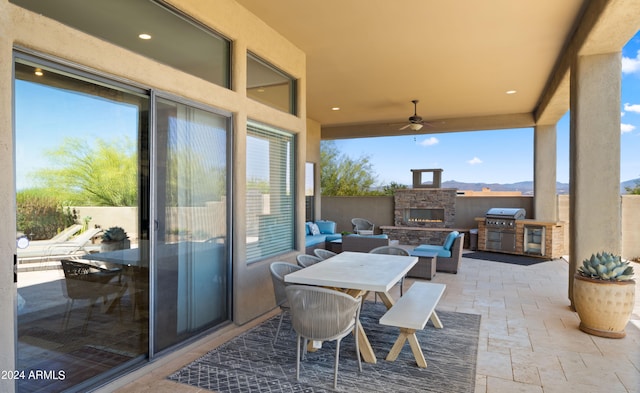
[14,58,150,392]
[153,97,230,354]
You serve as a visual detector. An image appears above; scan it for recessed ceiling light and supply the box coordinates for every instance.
[34,68,43,76]
[506,90,517,95]
[331,107,340,111]
[138,33,152,40]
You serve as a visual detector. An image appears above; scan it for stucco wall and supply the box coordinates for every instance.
[1,4,308,383]
[322,194,639,259]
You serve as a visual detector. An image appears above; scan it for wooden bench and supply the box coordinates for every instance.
[379,282,446,368]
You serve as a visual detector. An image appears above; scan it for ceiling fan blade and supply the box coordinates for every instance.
[399,124,411,131]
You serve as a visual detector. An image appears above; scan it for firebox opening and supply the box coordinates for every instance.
[404,208,445,224]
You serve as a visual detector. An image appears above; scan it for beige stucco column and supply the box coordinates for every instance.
[0,1,17,391]
[533,124,557,221]
[568,52,622,306]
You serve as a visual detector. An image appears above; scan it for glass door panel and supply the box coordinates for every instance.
[14,59,149,391]
[153,97,229,353]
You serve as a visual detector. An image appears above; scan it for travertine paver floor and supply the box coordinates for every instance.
[104,255,640,393]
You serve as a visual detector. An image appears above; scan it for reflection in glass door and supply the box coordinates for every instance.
[153,97,230,354]
[14,58,149,391]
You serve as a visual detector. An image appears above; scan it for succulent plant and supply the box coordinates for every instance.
[101,226,128,242]
[577,252,635,281]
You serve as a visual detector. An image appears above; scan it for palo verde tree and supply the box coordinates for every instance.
[33,136,137,206]
[320,141,378,196]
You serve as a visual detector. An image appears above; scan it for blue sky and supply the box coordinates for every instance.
[329,30,640,187]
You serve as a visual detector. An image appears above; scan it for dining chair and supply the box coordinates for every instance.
[313,248,337,260]
[296,254,322,268]
[285,284,362,389]
[269,262,302,345]
[60,259,125,333]
[369,246,410,299]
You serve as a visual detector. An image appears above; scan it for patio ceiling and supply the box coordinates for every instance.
[236,0,640,139]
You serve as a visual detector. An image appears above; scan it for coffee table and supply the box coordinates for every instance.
[408,249,438,280]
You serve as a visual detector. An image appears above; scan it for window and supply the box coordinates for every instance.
[246,121,295,262]
[10,0,231,87]
[247,52,297,114]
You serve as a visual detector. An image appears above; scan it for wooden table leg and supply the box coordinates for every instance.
[356,320,377,363]
[430,310,443,329]
[385,328,427,368]
[376,291,395,309]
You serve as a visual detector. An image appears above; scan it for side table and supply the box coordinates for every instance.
[407,249,438,280]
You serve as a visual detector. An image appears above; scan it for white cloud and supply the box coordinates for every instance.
[467,157,483,165]
[418,137,439,146]
[622,50,640,74]
[623,103,640,113]
[621,123,636,134]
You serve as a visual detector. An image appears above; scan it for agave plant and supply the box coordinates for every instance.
[577,252,635,281]
[101,226,128,242]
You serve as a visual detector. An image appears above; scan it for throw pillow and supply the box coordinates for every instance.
[316,220,336,234]
[310,223,321,236]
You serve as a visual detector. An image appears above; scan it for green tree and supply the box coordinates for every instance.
[33,137,137,206]
[382,181,408,195]
[320,141,378,195]
[625,178,640,195]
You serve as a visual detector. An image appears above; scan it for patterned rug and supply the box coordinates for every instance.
[169,302,481,392]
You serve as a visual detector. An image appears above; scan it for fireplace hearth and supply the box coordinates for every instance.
[393,188,456,228]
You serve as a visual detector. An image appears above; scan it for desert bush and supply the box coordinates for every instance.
[17,189,77,240]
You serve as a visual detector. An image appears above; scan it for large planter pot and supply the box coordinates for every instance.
[100,239,131,252]
[573,273,636,338]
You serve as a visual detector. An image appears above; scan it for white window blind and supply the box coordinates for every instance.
[246,121,295,262]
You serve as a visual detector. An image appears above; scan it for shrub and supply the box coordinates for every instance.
[17,190,77,240]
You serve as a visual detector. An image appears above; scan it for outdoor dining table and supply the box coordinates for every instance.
[284,251,419,364]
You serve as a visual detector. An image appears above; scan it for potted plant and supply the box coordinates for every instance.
[573,252,635,338]
[100,226,130,252]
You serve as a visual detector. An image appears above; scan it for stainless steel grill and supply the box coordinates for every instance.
[484,208,526,252]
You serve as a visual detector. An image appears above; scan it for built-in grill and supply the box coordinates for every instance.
[484,208,526,253]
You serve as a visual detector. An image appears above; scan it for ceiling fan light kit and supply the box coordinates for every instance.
[399,99,429,131]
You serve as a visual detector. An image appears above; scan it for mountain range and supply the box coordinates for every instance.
[440,178,639,195]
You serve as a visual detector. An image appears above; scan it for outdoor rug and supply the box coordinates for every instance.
[464,251,550,266]
[169,302,481,392]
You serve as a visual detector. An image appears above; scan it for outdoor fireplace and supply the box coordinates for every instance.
[403,208,445,224]
[393,187,456,228]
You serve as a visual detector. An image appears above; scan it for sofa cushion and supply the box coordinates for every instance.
[325,233,342,242]
[309,223,321,236]
[413,244,452,258]
[305,222,313,235]
[443,231,460,251]
[305,234,326,247]
[346,234,388,239]
[316,220,336,234]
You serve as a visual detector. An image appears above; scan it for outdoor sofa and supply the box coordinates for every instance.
[305,220,341,254]
[341,233,390,253]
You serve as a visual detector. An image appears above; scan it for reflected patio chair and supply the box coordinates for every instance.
[27,224,83,246]
[269,262,302,345]
[369,246,409,299]
[313,248,337,260]
[285,284,362,389]
[19,227,103,260]
[60,259,126,333]
[351,218,374,235]
[296,254,322,268]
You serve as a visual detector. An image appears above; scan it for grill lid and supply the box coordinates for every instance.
[485,208,526,220]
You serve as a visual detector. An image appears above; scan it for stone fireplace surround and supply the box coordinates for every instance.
[393,188,457,228]
[382,188,461,246]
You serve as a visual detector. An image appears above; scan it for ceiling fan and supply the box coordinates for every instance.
[399,99,430,131]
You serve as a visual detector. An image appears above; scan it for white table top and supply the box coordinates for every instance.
[284,251,418,292]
